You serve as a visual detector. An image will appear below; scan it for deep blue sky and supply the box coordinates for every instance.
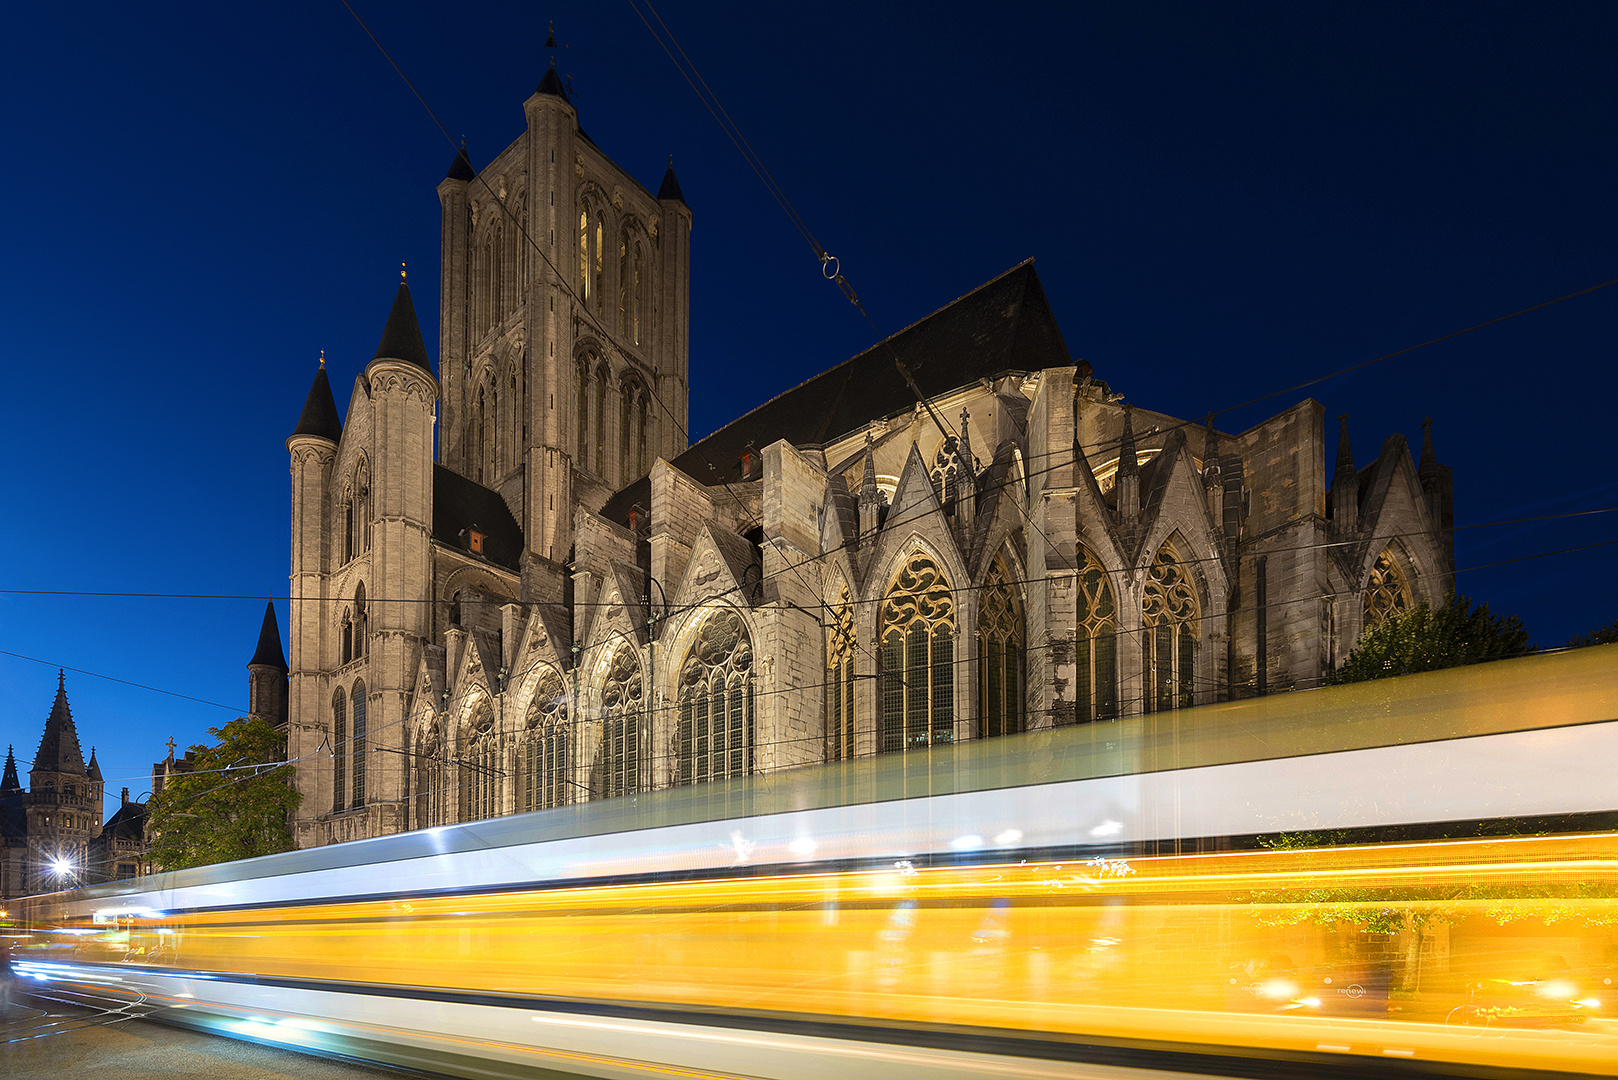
[3,2,1615,819]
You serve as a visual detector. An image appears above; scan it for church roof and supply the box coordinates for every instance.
[658,163,686,205]
[101,797,148,841]
[432,465,524,572]
[372,281,435,375]
[445,145,475,182]
[291,363,342,441]
[33,671,88,777]
[601,261,1081,524]
[1,746,20,797]
[87,747,103,782]
[536,62,570,102]
[250,600,288,671]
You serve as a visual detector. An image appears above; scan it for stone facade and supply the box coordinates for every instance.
[279,69,1454,850]
[0,674,106,898]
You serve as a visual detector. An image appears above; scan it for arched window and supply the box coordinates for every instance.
[1074,546,1118,722]
[879,550,955,752]
[1143,543,1198,711]
[632,240,645,346]
[594,362,609,476]
[340,610,353,666]
[331,689,347,814]
[618,231,630,338]
[578,207,590,303]
[677,609,755,784]
[350,680,367,809]
[353,583,367,661]
[470,383,488,484]
[1364,547,1412,626]
[414,721,441,829]
[598,647,642,798]
[461,699,497,821]
[521,669,569,811]
[342,490,354,564]
[826,585,856,760]
[354,464,371,555]
[576,360,590,463]
[593,213,604,317]
[977,552,1025,738]
[620,378,648,483]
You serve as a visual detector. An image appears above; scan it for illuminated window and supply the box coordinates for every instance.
[598,647,642,798]
[461,700,497,821]
[1364,547,1411,626]
[331,690,346,814]
[469,529,485,555]
[578,208,589,301]
[677,609,755,784]
[618,232,629,337]
[977,552,1025,738]
[521,669,569,811]
[826,585,856,760]
[1074,545,1118,722]
[594,216,604,316]
[1143,542,1198,711]
[350,679,367,808]
[879,550,955,752]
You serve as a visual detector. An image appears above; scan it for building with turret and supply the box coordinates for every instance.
[278,61,1455,850]
[0,673,106,897]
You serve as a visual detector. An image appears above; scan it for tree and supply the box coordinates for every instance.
[145,716,300,871]
[1332,593,1533,685]
[1568,620,1618,648]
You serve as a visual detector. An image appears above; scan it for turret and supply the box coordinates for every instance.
[656,157,693,454]
[956,409,977,531]
[1,746,20,798]
[248,599,290,728]
[1330,414,1358,535]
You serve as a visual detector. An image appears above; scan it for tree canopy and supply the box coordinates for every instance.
[1332,593,1533,684]
[1568,620,1618,648]
[145,715,300,871]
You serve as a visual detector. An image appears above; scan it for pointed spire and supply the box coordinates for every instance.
[1201,413,1223,489]
[291,358,342,441]
[1418,416,1441,480]
[33,672,87,779]
[544,20,557,49]
[536,59,570,101]
[1334,413,1356,482]
[87,746,102,782]
[1115,405,1140,523]
[371,278,434,375]
[658,157,687,205]
[250,600,289,671]
[1,746,20,797]
[445,141,474,183]
[858,434,881,537]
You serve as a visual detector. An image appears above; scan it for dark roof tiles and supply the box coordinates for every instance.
[291,364,342,441]
[433,465,524,572]
[250,600,288,671]
[445,145,475,182]
[372,281,434,375]
[658,163,686,204]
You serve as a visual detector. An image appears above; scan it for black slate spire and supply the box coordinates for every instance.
[372,278,434,375]
[33,671,88,777]
[658,159,686,205]
[1,747,19,797]
[291,358,342,441]
[250,600,289,671]
[536,60,570,102]
[445,144,475,182]
[87,747,103,783]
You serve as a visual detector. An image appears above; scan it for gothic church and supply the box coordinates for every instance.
[281,64,1454,849]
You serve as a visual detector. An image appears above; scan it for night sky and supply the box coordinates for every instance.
[3,2,1615,820]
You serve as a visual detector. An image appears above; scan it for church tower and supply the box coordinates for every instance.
[25,672,103,891]
[248,599,289,728]
[437,62,692,595]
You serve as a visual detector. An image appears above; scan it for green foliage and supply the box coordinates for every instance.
[1568,620,1618,648]
[145,716,300,871]
[1331,593,1533,684]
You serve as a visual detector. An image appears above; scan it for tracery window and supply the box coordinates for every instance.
[879,550,955,752]
[577,360,590,462]
[1074,546,1118,722]
[521,669,569,811]
[461,700,498,821]
[414,721,442,828]
[350,679,367,808]
[1142,543,1198,711]
[578,208,590,303]
[929,436,967,510]
[331,690,346,814]
[598,647,643,798]
[826,585,856,760]
[594,362,609,476]
[977,553,1025,738]
[1364,548,1412,626]
[677,609,755,784]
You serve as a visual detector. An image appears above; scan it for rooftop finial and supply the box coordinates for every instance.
[401,261,407,283]
[58,668,65,691]
[545,20,557,49]
[318,349,325,368]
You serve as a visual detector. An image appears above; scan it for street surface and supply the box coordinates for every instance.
[1,990,420,1080]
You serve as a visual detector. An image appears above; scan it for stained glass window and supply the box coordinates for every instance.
[331,690,346,814]
[599,647,643,798]
[350,679,367,808]
[1074,546,1118,722]
[521,669,569,811]
[1142,543,1198,711]
[462,700,497,821]
[1364,548,1411,626]
[977,553,1025,738]
[879,551,955,752]
[677,609,755,784]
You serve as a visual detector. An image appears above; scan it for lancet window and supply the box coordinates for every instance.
[350,679,367,809]
[576,360,591,463]
[351,463,371,558]
[1363,548,1412,626]
[1073,546,1118,722]
[620,378,649,483]
[598,647,643,798]
[331,690,347,814]
[352,584,367,661]
[977,553,1025,738]
[1142,543,1198,711]
[826,585,856,761]
[521,669,569,812]
[677,609,755,784]
[879,550,955,752]
[595,362,609,476]
[461,700,498,821]
[413,721,442,828]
